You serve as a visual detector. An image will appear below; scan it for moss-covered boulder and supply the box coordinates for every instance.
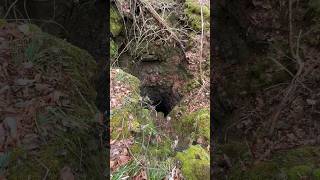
[2,22,104,179]
[170,107,210,147]
[176,145,210,180]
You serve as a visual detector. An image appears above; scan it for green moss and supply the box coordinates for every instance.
[176,145,210,180]
[184,0,210,31]
[172,108,209,146]
[110,6,123,37]
[287,165,313,180]
[111,39,118,58]
[111,107,141,139]
[113,69,140,96]
[130,135,173,159]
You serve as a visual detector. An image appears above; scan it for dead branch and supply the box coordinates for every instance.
[269,0,305,135]
[136,0,186,60]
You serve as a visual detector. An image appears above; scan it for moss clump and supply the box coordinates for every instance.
[184,0,210,31]
[172,108,210,146]
[111,106,142,139]
[287,165,313,180]
[110,6,123,37]
[176,145,210,180]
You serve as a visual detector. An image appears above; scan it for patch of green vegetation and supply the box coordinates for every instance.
[111,39,118,59]
[111,106,142,139]
[171,108,209,146]
[113,69,140,96]
[176,145,210,180]
[184,0,210,31]
[111,5,123,37]
[130,134,173,159]
[111,160,141,180]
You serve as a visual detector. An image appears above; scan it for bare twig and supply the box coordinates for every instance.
[269,0,305,135]
[3,0,19,19]
[136,0,186,59]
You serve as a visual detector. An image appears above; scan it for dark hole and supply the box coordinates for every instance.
[141,86,181,117]
[154,98,170,116]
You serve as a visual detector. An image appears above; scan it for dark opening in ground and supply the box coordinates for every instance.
[141,86,181,116]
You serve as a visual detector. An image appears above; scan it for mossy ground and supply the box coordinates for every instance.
[4,23,105,179]
[171,107,210,147]
[111,69,175,179]
[175,145,210,180]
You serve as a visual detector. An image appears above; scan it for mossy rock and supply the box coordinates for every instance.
[184,0,210,31]
[111,5,123,37]
[5,23,103,178]
[176,145,210,180]
[171,108,210,147]
[110,69,159,139]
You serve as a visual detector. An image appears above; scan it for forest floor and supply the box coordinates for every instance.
[213,0,320,179]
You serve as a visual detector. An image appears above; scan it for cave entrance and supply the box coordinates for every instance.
[141,86,181,117]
